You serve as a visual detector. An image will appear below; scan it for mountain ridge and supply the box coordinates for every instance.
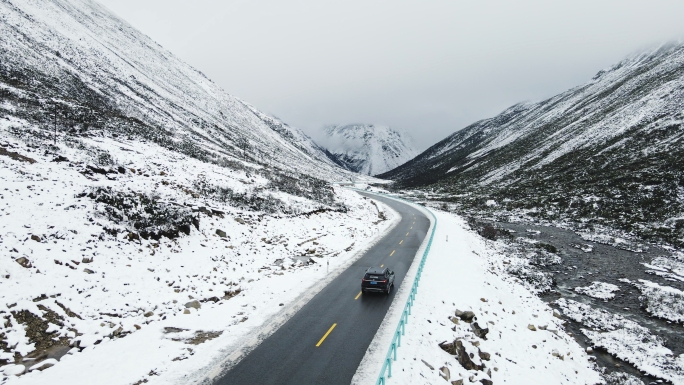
[318,123,418,176]
[381,42,684,247]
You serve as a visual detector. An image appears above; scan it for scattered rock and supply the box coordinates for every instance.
[82,257,93,264]
[83,268,95,274]
[551,349,564,360]
[479,351,491,361]
[30,234,41,242]
[52,155,69,162]
[586,347,594,354]
[439,366,451,381]
[15,257,32,268]
[183,309,191,314]
[421,359,434,370]
[216,229,227,237]
[185,300,201,309]
[185,330,223,345]
[451,380,464,385]
[527,324,537,331]
[134,324,141,330]
[480,298,487,302]
[471,322,489,340]
[454,339,484,371]
[480,379,493,385]
[449,316,460,324]
[454,309,476,323]
[234,217,245,225]
[143,311,154,317]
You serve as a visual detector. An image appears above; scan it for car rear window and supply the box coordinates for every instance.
[364,273,382,280]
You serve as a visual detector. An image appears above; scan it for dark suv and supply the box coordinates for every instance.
[361,267,395,294]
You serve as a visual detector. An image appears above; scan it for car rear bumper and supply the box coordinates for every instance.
[362,284,389,292]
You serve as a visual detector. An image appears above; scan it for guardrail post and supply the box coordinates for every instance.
[387,356,392,378]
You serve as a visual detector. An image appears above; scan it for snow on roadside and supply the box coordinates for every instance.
[0,134,397,384]
[354,207,602,385]
[574,282,620,300]
[556,298,684,384]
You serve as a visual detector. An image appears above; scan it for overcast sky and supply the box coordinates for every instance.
[98,0,684,151]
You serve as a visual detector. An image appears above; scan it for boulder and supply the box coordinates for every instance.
[15,257,32,268]
[439,366,451,381]
[143,311,154,317]
[216,229,227,238]
[30,234,41,242]
[83,268,95,274]
[451,381,464,385]
[454,309,476,323]
[454,339,484,371]
[82,257,93,263]
[471,322,489,340]
[185,300,201,309]
[527,324,537,331]
[480,379,493,385]
[479,351,491,361]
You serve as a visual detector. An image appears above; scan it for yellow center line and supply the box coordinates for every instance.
[354,291,362,300]
[390,250,395,256]
[316,323,337,347]
[399,239,403,245]
[405,232,409,236]
[410,226,413,230]
[380,264,384,267]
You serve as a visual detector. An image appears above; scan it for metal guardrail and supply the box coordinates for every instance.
[373,194,437,385]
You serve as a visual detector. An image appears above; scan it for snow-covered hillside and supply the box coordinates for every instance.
[318,124,418,176]
[381,43,684,247]
[0,0,390,381]
[0,0,357,183]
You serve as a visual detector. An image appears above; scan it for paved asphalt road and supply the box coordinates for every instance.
[215,192,430,385]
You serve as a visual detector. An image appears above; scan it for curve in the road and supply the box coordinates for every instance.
[213,192,431,385]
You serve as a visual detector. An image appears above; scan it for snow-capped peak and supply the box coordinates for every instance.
[317,124,418,176]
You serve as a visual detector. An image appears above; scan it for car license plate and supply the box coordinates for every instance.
[370,282,377,285]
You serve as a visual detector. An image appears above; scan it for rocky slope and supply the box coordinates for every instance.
[380,43,684,247]
[319,124,418,176]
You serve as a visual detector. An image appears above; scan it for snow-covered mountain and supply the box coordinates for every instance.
[318,124,418,176]
[0,0,389,380]
[381,43,684,247]
[0,0,356,183]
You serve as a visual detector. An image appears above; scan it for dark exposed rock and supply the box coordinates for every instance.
[0,147,36,164]
[480,379,493,385]
[216,229,227,237]
[455,309,476,323]
[454,339,485,371]
[30,234,41,242]
[479,351,491,361]
[15,257,32,268]
[471,322,489,340]
[83,268,95,274]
